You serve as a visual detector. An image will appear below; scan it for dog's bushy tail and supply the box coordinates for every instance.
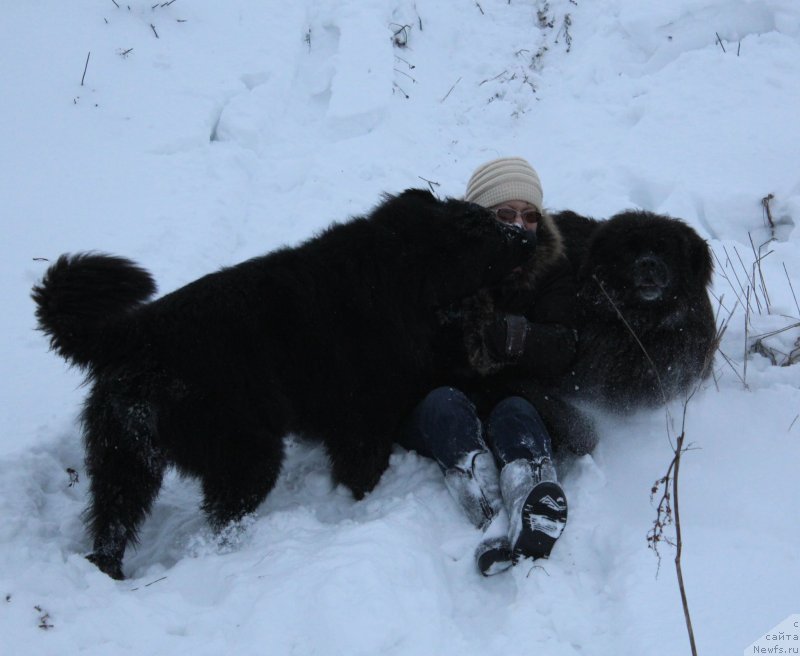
[32,253,156,369]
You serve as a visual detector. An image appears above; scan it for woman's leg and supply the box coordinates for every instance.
[401,387,505,532]
[486,396,568,562]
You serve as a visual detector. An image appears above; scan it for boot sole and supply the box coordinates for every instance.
[477,538,513,577]
[512,481,568,562]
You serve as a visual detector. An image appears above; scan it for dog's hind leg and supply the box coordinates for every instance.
[327,428,393,500]
[81,387,166,580]
[199,430,285,532]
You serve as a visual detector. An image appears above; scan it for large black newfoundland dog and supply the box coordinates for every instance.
[467,209,716,455]
[32,189,536,579]
[553,209,716,410]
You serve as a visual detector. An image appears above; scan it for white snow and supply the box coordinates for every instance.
[2,1,799,654]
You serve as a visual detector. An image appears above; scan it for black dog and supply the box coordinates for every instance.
[462,209,716,455]
[32,189,536,579]
[553,209,716,411]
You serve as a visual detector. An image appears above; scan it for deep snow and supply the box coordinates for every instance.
[1,1,799,654]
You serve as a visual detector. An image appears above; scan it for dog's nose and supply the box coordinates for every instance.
[634,254,668,287]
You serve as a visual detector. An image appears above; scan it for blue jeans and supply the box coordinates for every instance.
[401,386,553,471]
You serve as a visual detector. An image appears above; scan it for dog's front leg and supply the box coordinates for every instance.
[327,434,392,500]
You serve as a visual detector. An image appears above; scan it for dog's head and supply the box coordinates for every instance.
[374,189,538,306]
[578,210,713,316]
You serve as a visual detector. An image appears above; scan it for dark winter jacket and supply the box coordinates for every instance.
[427,211,598,456]
[431,214,575,401]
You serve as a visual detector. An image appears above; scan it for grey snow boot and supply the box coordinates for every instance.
[443,450,504,530]
[442,450,513,576]
[499,457,568,563]
[474,514,512,576]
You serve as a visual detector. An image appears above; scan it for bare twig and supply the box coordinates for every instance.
[721,245,749,310]
[747,233,773,312]
[390,23,411,48]
[744,285,752,384]
[647,383,704,656]
[784,263,800,316]
[761,193,775,234]
[394,55,415,70]
[715,32,726,52]
[418,176,440,195]
[129,576,167,591]
[34,605,54,630]
[672,430,698,656]
[716,348,749,388]
[475,1,484,15]
[479,70,507,86]
[440,77,461,103]
[150,23,159,38]
[712,249,745,309]
[393,68,416,83]
[81,52,91,86]
[392,82,409,99]
[734,244,763,314]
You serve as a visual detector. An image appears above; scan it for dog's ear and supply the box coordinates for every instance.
[685,230,713,287]
[395,188,438,204]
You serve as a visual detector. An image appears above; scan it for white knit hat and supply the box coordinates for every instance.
[464,157,543,210]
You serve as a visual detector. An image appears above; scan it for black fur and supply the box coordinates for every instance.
[553,209,716,411]
[32,189,537,579]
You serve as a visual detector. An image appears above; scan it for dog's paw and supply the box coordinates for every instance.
[86,552,125,580]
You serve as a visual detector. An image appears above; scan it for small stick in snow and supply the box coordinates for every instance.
[129,576,167,591]
[390,23,411,48]
[711,248,745,309]
[715,32,726,53]
[440,77,461,102]
[789,414,799,432]
[761,192,776,233]
[479,70,507,86]
[111,0,120,7]
[81,51,91,86]
[743,285,752,385]
[395,55,415,70]
[475,2,484,15]
[150,23,159,38]
[394,68,416,83]
[392,82,409,99]
[417,176,440,195]
[784,262,800,316]
[748,233,773,312]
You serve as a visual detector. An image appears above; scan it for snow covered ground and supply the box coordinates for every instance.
[2,1,799,654]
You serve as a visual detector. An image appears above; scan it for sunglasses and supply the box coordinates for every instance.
[493,207,541,224]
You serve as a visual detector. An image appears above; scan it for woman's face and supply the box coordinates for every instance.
[489,199,540,232]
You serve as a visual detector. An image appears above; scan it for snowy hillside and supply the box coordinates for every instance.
[2,1,799,654]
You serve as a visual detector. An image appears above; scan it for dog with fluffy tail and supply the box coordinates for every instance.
[32,189,537,579]
[34,253,157,369]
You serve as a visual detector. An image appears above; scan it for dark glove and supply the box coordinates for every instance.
[486,316,577,377]
[484,314,531,362]
[518,323,578,378]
